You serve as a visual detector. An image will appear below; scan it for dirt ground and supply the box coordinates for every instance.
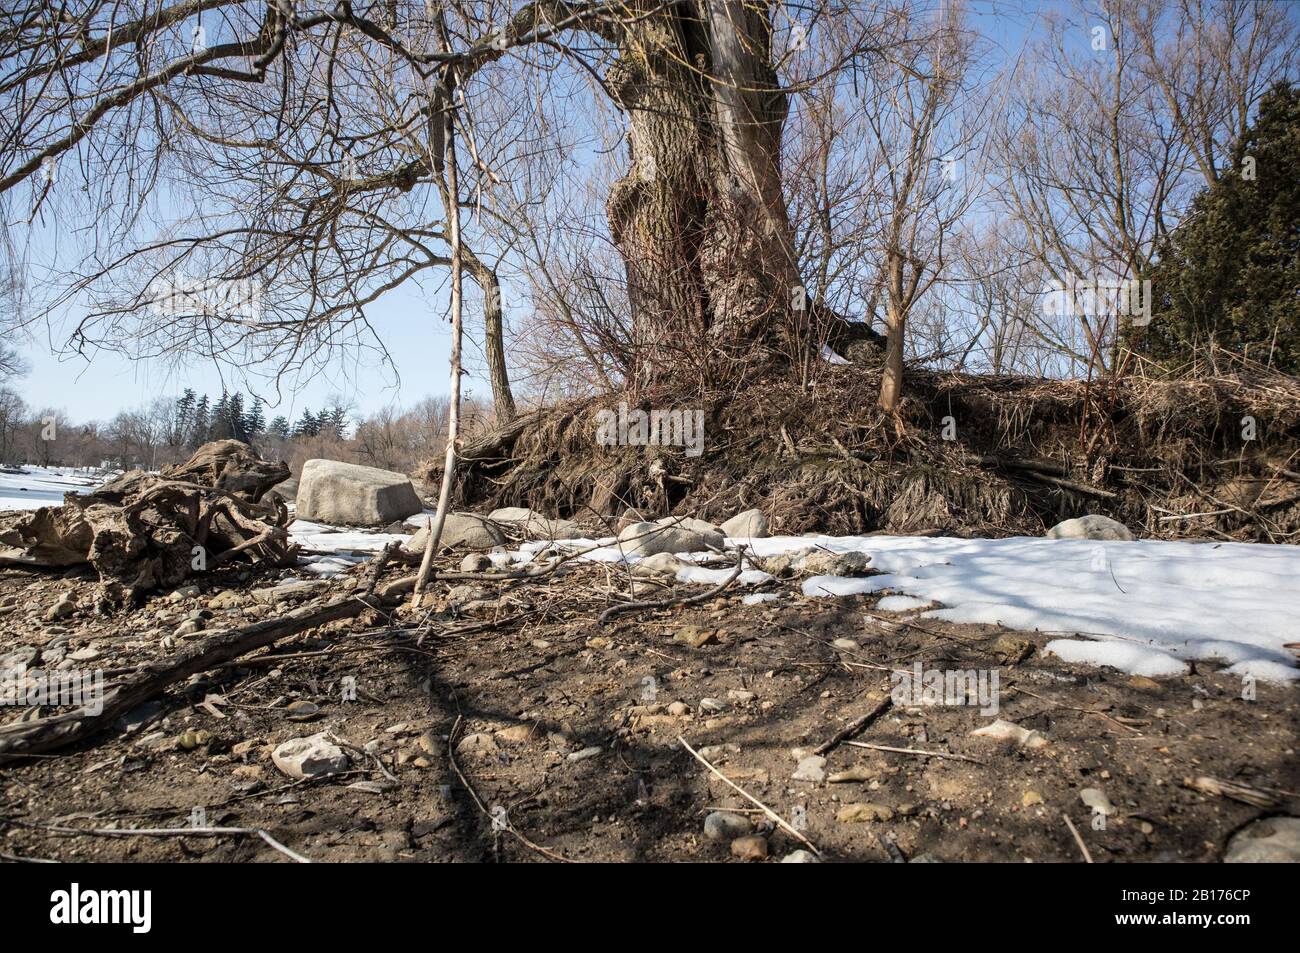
[0,554,1296,863]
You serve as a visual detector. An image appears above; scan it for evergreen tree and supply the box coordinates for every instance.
[246,397,265,436]
[293,408,320,438]
[210,391,233,440]
[267,416,290,440]
[1139,82,1300,372]
[228,392,246,441]
[190,395,210,449]
[174,389,197,447]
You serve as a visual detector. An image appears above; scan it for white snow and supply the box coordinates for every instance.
[281,516,1300,685]
[0,466,109,510]
[761,533,1300,683]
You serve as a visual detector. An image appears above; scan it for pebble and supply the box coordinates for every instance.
[703,811,751,841]
[45,595,75,621]
[827,765,874,783]
[567,746,602,763]
[175,618,205,637]
[667,701,691,717]
[726,689,756,704]
[1022,790,1045,808]
[837,802,894,823]
[730,835,769,861]
[285,700,321,722]
[1079,787,1115,816]
[781,850,820,863]
[970,719,1048,749]
[699,697,728,713]
[831,638,860,651]
[272,733,349,780]
[792,755,827,783]
[1224,817,1300,863]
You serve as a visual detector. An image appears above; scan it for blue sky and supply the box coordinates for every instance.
[7,0,1061,424]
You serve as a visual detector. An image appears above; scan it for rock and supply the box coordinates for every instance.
[667,701,690,717]
[268,478,298,502]
[495,724,534,744]
[617,521,723,556]
[831,638,861,651]
[656,516,724,536]
[296,459,423,526]
[45,595,75,621]
[703,811,752,841]
[416,731,443,757]
[488,507,586,541]
[828,765,875,783]
[175,618,204,637]
[168,585,201,601]
[285,700,321,722]
[673,625,718,648]
[838,802,894,823]
[1022,790,1045,808]
[208,590,244,610]
[1045,514,1134,541]
[726,689,756,705]
[178,728,214,750]
[459,553,493,572]
[799,550,872,576]
[632,552,688,578]
[1079,787,1115,816]
[730,835,769,861]
[991,634,1033,663]
[781,849,820,863]
[721,509,770,538]
[67,647,100,662]
[272,732,349,779]
[1128,675,1162,691]
[792,755,827,782]
[699,697,728,713]
[404,514,506,553]
[567,746,602,763]
[970,718,1048,749]
[1224,817,1300,863]
[251,579,328,605]
[455,732,500,758]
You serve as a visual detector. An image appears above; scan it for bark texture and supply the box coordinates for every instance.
[605,1,803,387]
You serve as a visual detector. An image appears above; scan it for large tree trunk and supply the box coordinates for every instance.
[605,1,803,388]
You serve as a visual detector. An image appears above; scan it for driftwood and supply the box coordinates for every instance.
[0,440,293,607]
[0,573,418,764]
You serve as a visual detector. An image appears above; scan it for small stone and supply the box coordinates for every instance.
[175,618,205,637]
[1022,790,1045,807]
[1079,787,1115,816]
[831,638,860,651]
[67,647,100,662]
[1129,675,1162,691]
[585,636,611,650]
[416,732,443,756]
[285,700,321,722]
[348,780,390,795]
[838,802,894,823]
[178,728,214,750]
[992,634,1033,663]
[455,733,499,758]
[970,719,1048,749]
[567,745,602,763]
[703,811,751,841]
[45,595,75,621]
[495,724,534,744]
[667,701,690,717]
[674,625,718,648]
[208,590,244,610]
[792,755,827,783]
[828,765,875,783]
[272,732,349,780]
[730,835,769,861]
[699,697,728,713]
[1224,817,1300,862]
[726,689,756,704]
[460,553,493,572]
[780,849,820,863]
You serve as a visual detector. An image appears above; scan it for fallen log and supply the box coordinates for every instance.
[0,573,418,764]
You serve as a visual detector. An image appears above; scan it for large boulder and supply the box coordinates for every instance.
[721,508,770,538]
[1045,515,1134,541]
[403,513,506,554]
[488,507,586,540]
[295,459,423,526]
